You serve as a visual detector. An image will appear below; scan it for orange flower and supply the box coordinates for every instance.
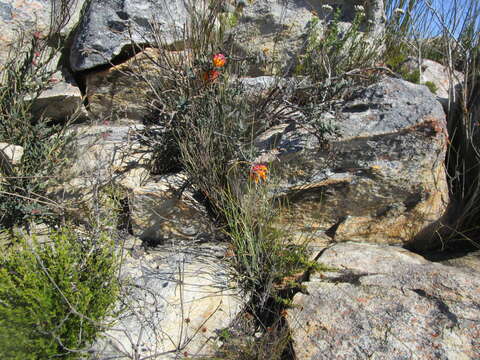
[250,164,268,183]
[213,53,226,68]
[203,69,220,82]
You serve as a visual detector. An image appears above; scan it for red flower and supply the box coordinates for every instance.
[213,53,226,68]
[250,164,268,183]
[203,69,220,83]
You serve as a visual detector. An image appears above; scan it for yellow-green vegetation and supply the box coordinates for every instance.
[0,3,123,359]
[0,229,120,359]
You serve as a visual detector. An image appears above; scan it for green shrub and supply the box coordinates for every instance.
[423,80,438,94]
[297,8,381,81]
[403,68,420,83]
[0,229,120,359]
[0,26,77,230]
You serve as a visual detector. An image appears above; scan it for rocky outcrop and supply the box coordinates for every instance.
[52,124,150,214]
[1,2,87,121]
[287,242,480,360]
[70,0,190,71]
[403,57,464,111]
[128,173,213,244]
[0,0,85,67]
[84,48,160,122]
[257,77,449,246]
[70,0,385,73]
[93,239,243,359]
[30,71,85,122]
[60,125,211,245]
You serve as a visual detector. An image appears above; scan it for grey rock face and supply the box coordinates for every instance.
[403,57,465,111]
[128,173,214,244]
[93,240,243,359]
[70,0,190,71]
[0,0,85,67]
[258,77,449,245]
[0,142,23,165]
[30,71,85,122]
[287,242,480,360]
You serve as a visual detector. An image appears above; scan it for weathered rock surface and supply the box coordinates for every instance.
[70,124,149,182]
[0,0,85,67]
[437,250,480,274]
[30,71,85,121]
[128,173,213,244]
[233,0,384,75]
[84,48,159,122]
[403,57,464,111]
[70,0,385,73]
[287,242,480,360]
[70,0,190,71]
[52,124,150,212]
[258,77,449,245]
[0,142,23,165]
[57,124,211,245]
[93,239,243,359]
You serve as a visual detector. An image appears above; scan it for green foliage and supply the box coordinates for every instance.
[403,68,420,83]
[423,80,438,94]
[0,229,120,359]
[0,31,77,230]
[297,8,381,81]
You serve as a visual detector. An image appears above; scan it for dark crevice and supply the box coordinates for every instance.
[325,216,346,238]
[408,241,479,262]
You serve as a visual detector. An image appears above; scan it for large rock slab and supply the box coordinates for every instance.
[70,0,191,71]
[287,242,480,360]
[56,124,211,245]
[51,124,150,215]
[260,77,449,245]
[93,240,243,359]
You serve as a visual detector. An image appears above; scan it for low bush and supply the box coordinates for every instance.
[0,229,120,359]
[0,24,77,230]
[297,6,381,82]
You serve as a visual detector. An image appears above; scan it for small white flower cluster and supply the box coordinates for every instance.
[394,8,405,15]
[322,4,333,12]
[354,5,365,13]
